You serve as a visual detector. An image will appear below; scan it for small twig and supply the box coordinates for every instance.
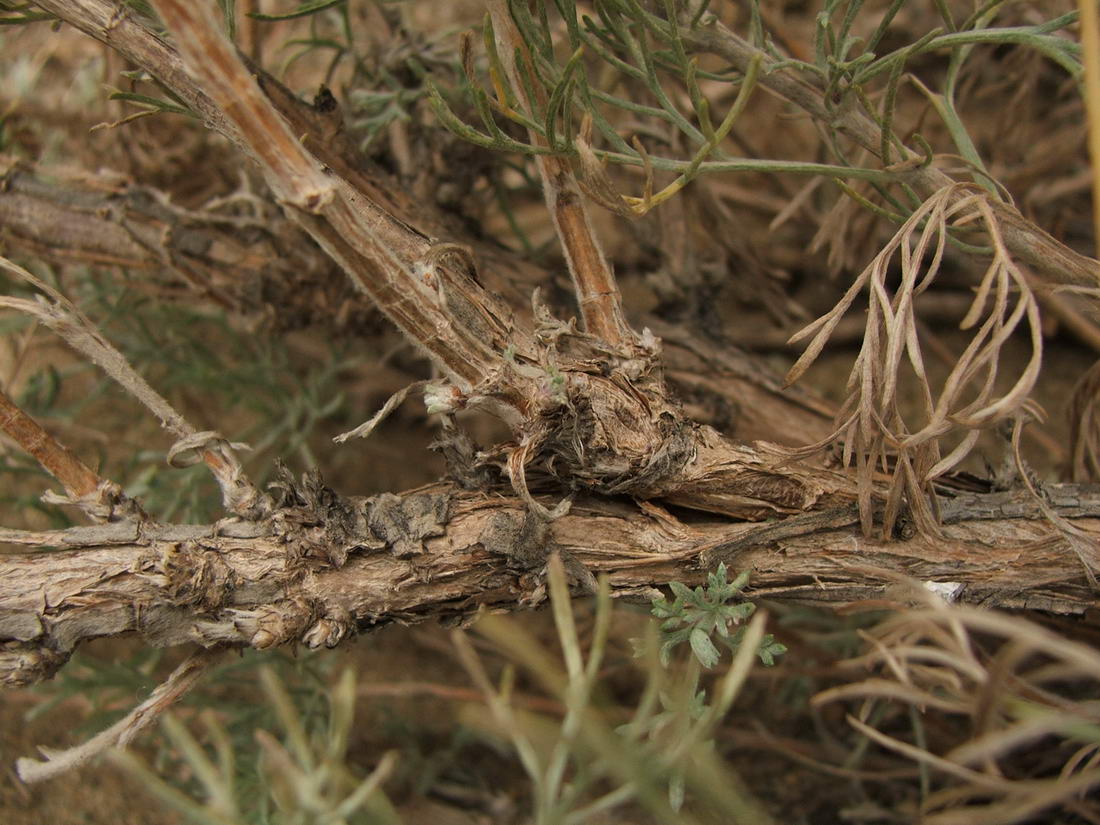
[487,1,635,348]
[0,383,136,523]
[238,0,262,62]
[16,646,224,784]
[0,384,100,501]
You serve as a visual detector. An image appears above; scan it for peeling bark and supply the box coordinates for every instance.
[4,479,1100,687]
[0,159,834,446]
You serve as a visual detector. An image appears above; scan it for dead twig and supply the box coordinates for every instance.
[15,646,225,784]
[0,384,100,501]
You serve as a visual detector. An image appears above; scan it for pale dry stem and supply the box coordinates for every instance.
[16,646,224,783]
[486,0,635,349]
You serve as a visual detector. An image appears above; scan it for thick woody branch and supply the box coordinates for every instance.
[0,159,835,446]
[32,0,530,394]
[150,0,515,391]
[29,0,467,262]
[3,482,1100,688]
[27,0,846,511]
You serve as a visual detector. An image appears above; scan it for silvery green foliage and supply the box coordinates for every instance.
[651,564,787,668]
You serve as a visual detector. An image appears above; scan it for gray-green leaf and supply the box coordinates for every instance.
[689,626,720,668]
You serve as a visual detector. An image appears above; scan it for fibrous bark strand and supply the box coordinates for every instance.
[4,481,1100,688]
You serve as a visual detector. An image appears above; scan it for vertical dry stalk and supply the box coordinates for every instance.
[486,1,634,348]
[0,385,100,500]
[238,0,263,62]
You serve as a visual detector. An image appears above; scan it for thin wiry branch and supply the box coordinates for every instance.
[16,646,225,783]
[0,255,265,517]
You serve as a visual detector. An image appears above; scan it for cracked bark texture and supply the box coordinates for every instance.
[4,480,1100,687]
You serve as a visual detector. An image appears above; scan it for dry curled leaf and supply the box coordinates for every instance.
[786,185,1042,535]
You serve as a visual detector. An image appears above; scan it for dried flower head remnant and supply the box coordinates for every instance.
[1,2,1100,809]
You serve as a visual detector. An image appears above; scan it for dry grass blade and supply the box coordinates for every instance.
[818,599,1100,824]
[1069,359,1100,481]
[786,185,1043,535]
